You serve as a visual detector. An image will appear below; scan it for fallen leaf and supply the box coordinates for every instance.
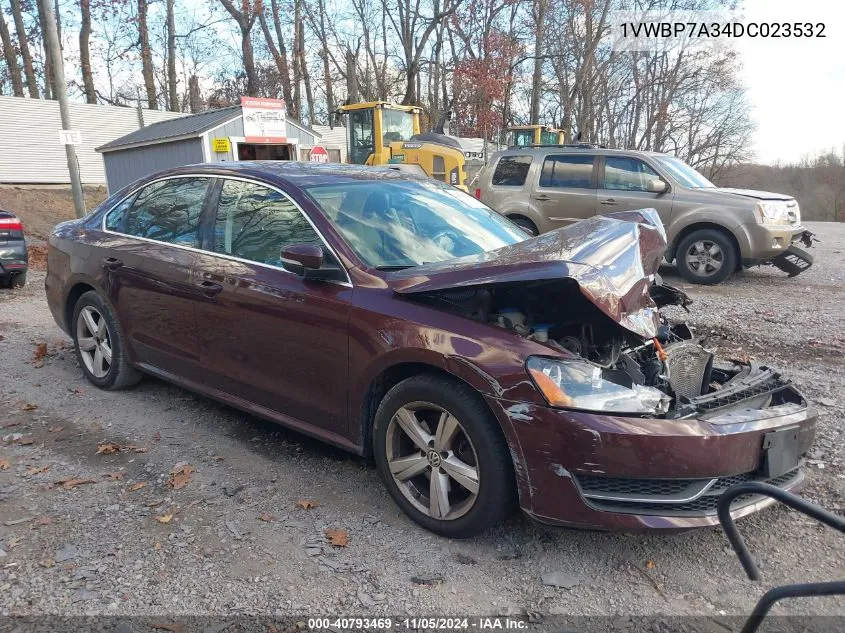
[154,542,162,550]
[21,403,38,411]
[54,477,97,490]
[0,458,9,470]
[133,446,148,454]
[151,622,183,633]
[325,528,349,547]
[295,498,318,510]
[32,516,53,527]
[2,421,21,429]
[258,513,275,522]
[155,513,173,524]
[129,481,147,492]
[33,342,48,361]
[152,431,161,442]
[18,437,34,446]
[212,455,225,461]
[39,558,55,568]
[646,560,656,570]
[96,442,122,455]
[147,499,164,508]
[48,426,64,433]
[68,387,84,395]
[106,471,125,480]
[25,465,50,476]
[168,464,195,489]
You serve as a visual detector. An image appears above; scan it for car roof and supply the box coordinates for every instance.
[493,146,670,159]
[140,161,428,190]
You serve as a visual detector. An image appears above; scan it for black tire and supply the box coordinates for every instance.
[674,228,737,285]
[9,272,26,288]
[373,374,516,538]
[71,290,141,390]
[509,216,539,236]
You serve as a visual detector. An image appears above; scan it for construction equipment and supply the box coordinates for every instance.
[337,102,468,189]
[506,125,565,147]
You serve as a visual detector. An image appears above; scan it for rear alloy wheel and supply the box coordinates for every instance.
[72,291,141,390]
[9,272,26,288]
[675,228,737,285]
[373,375,515,537]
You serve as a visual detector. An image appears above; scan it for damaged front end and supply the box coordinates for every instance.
[388,209,807,420]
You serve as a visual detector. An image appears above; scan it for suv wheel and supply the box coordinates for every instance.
[71,291,141,390]
[675,228,737,285]
[373,374,516,538]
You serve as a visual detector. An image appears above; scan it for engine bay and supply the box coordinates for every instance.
[409,278,805,418]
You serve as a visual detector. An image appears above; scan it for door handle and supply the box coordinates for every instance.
[534,195,552,201]
[196,280,223,297]
[600,198,618,206]
[102,257,123,271]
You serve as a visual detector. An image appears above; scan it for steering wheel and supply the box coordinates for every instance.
[431,230,461,253]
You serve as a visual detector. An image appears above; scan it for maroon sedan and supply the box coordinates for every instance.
[46,163,816,537]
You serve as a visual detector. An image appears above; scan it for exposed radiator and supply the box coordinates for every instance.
[664,341,714,399]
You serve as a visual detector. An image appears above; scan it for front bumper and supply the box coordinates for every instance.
[740,223,813,267]
[486,395,817,531]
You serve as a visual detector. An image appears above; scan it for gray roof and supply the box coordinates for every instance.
[96,106,242,152]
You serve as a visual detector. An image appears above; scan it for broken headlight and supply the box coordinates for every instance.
[526,357,671,415]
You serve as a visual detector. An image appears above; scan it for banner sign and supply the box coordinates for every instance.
[241,97,287,143]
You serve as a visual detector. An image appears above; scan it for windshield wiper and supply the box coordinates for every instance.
[375,265,415,271]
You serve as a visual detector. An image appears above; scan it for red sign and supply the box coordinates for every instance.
[309,145,329,163]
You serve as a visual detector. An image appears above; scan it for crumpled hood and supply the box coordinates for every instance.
[714,187,794,202]
[387,208,668,339]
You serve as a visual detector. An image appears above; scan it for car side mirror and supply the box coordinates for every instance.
[281,244,324,276]
[646,178,669,194]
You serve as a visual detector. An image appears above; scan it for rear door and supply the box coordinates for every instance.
[529,154,598,228]
[596,155,675,225]
[192,178,352,437]
[101,176,211,378]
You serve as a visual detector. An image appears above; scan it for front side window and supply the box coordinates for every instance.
[539,155,594,189]
[213,179,321,267]
[348,109,374,165]
[122,177,210,246]
[654,155,715,188]
[382,109,415,145]
[305,179,526,269]
[603,157,660,192]
[491,155,532,186]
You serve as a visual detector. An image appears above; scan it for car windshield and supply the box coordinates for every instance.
[305,179,527,268]
[655,156,715,188]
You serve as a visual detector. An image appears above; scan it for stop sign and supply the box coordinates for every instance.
[309,145,329,163]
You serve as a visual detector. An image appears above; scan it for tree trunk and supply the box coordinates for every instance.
[188,74,202,112]
[0,7,23,97]
[36,0,52,98]
[11,0,37,97]
[299,25,315,124]
[219,0,258,97]
[529,0,546,124]
[138,0,157,109]
[260,1,293,113]
[78,0,96,103]
[166,0,178,110]
[291,0,302,119]
[345,48,359,104]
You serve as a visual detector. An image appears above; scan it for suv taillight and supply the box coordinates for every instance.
[0,217,23,232]
[474,188,482,200]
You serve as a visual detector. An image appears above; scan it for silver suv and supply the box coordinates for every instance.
[477,145,814,284]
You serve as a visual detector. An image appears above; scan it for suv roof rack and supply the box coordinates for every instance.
[525,143,605,149]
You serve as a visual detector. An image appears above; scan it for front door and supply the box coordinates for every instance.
[193,178,352,436]
[596,156,675,226]
[529,154,597,228]
[100,176,212,379]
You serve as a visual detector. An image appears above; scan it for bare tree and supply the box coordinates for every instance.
[10,0,37,97]
[78,0,96,103]
[258,0,294,115]
[166,0,178,110]
[528,0,546,124]
[0,2,24,96]
[138,0,157,108]
[218,0,261,97]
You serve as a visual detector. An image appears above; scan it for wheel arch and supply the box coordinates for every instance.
[64,281,100,333]
[668,221,743,270]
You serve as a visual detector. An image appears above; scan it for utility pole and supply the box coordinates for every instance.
[41,0,85,218]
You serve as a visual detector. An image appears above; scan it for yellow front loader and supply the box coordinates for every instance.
[337,102,468,190]
[506,125,565,147]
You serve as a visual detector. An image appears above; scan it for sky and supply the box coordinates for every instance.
[735,0,845,164]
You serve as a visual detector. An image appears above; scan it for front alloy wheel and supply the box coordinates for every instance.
[386,402,480,521]
[373,374,516,538]
[685,240,724,278]
[76,306,113,378]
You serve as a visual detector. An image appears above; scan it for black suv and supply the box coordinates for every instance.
[0,209,28,288]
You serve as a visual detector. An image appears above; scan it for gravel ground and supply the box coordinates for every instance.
[0,221,843,626]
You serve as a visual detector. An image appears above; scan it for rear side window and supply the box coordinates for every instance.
[122,178,210,247]
[212,179,321,267]
[491,155,532,186]
[603,157,660,191]
[539,155,594,189]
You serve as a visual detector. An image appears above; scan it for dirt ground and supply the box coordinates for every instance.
[0,219,843,629]
[0,185,107,240]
